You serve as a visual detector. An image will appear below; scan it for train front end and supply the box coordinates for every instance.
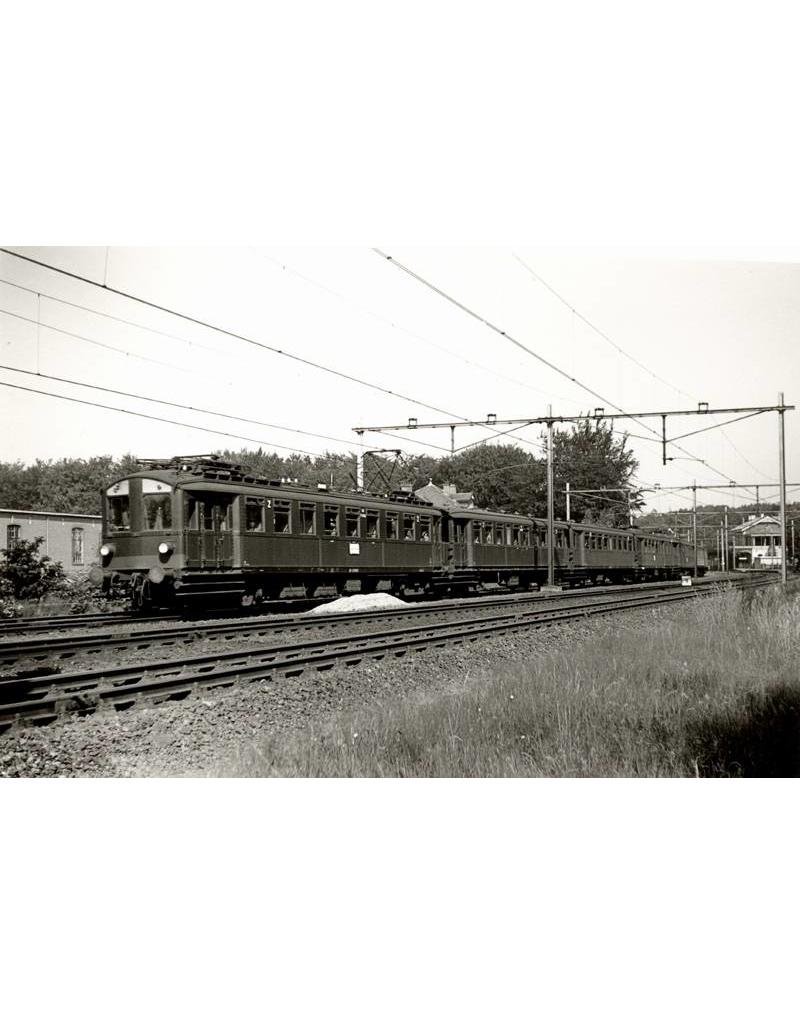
[89,472,183,609]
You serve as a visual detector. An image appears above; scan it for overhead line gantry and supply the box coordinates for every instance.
[354,397,794,584]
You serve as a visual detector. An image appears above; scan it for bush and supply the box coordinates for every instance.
[0,537,68,615]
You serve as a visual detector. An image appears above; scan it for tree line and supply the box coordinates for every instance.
[0,422,643,527]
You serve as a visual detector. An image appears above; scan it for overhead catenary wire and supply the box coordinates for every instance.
[512,252,774,482]
[0,250,554,460]
[0,379,327,457]
[0,248,487,426]
[512,252,697,401]
[0,361,374,449]
[0,249,550,459]
[373,248,740,480]
[258,250,581,408]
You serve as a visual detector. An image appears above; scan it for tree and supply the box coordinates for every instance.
[550,420,641,526]
[0,455,139,515]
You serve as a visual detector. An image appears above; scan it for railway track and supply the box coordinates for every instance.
[0,573,776,733]
[0,597,330,637]
[0,574,761,672]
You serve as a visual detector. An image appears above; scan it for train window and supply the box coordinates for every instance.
[365,510,379,538]
[345,508,361,538]
[245,497,265,532]
[403,514,415,541]
[299,502,316,535]
[473,521,482,545]
[419,515,431,541]
[141,479,173,531]
[324,505,339,537]
[274,499,291,534]
[106,480,130,532]
[386,512,398,539]
[493,525,503,545]
[184,495,198,530]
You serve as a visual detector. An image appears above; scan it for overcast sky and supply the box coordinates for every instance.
[0,245,797,514]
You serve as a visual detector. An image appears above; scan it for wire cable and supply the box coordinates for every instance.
[512,252,774,482]
[0,361,374,449]
[373,248,741,481]
[0,251,555,459]
[0,248,489,425]
[258,250,581,408]
[0,379,326,457]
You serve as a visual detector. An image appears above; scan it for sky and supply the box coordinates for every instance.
[0,245,798,515]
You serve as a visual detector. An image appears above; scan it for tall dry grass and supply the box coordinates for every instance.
[226,583,800,777]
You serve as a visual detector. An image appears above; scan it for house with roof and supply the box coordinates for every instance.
[731,514,783,569]
[414,481,475,511]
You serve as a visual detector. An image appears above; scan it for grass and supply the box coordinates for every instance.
[224,582,800,777]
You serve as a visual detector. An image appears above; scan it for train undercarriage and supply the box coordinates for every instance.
[109,563,702,613]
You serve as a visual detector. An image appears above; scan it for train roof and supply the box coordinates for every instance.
[110,460,440,514]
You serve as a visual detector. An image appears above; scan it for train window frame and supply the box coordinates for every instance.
[473,521,483,545]
[106,480,131,533]
[299,502,316,535]
[245,496,266,533]
[345,507,361,539]
[385,511,398,540]
[141,479,173,532]
[403,514,415,542]
[419,515,432,542]
[273,499,291,535]
[365,510,379,539]
[323,504,340,538]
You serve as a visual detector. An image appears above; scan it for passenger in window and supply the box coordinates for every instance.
[420,528,430,541]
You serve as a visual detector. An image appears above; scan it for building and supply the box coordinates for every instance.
[414,481,475,511]
[731,514,783,570]
[0,508,102,576]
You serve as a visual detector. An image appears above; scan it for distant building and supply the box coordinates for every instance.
[0,508,101,576]
[731,514,783,569]
[414,481,475,511]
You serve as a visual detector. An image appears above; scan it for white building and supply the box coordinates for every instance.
[731,514,783,570]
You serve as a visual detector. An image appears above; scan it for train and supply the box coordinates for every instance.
[89,456,707,610]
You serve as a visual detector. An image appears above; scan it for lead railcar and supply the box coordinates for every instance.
[94,457,445,609]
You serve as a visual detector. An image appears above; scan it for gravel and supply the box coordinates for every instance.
[0,598,704,778]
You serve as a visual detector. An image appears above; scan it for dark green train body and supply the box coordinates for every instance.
[91,458,706,610]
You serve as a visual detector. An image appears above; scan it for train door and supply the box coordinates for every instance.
[461,520,473,568]
[185,492,234,568]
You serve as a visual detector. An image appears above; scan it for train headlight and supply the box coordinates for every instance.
[158,542,173,556]
[100,544,113,558]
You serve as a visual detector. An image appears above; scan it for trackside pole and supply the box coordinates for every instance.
[779,392,787,584]
[547,409,555,587]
